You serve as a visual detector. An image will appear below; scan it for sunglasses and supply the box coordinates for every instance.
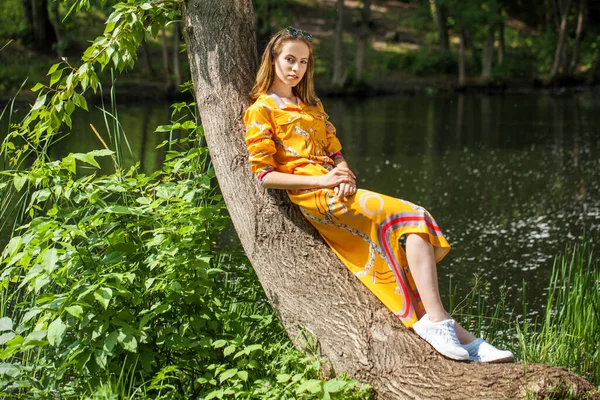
[286,26,313,42]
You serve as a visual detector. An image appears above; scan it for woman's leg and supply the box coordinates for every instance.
[405,233,475,344]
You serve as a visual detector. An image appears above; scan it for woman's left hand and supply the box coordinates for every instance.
[334,181,357,201]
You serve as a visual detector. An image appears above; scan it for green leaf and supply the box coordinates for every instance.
[0,363,20,378]
[0,332,16,345]
[219,368,238,383]
[13,174,27,191]
[47,62,61,75]
[117,331,137,352]
[42,248,58,273]
[103,331,118,352]
[72,93,88,111]
[237,370,248,382]
[65,305,83,320]
[94,287,113,309]
[0,318,13,332]
[323,379,347,393]
[31,94,47,111]
[31,82,44,92]
[4,236,22,258]
[276,373,291,383]
[296,379,323,394]
[223,344,236,357]
[212,339,227,349]
[71,152,100,168]
[50,69,63,86]
[47,317,66,347]
[94,349,108,369]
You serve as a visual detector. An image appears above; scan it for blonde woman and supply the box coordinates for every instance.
[244,27,513,363]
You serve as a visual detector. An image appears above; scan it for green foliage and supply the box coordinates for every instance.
[0,98,373,398]
[379,48,461,76]
[0,1,374,397]
[0,0,26,39]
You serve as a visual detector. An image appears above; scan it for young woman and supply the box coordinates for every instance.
[244,27,513,362]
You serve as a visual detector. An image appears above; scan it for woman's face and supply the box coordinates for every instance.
[272,40,310,88]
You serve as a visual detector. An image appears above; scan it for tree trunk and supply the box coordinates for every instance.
[140,40,156,79]
[432,0,450,53]
[550,0,572,78]
[181,0,598,398]
[458,30,466,87]
[172,21,182,88]
[569,0,585,76]
[22,0,57,52]
[497,21,505,65]
[332,0,345,86]
[48,0,62,56]
[481,26,495,82]
[355,0,371,82]
[161,28,174,91]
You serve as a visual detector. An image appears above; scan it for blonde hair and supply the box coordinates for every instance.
[249,28,319,106]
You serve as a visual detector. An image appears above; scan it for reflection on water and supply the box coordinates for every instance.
[2,92,600,317]
[329,92,600,315]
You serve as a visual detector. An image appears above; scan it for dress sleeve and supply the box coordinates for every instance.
[317,102,343,156]
[244,103,278,183]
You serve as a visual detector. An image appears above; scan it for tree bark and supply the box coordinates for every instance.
[332,0,345,86]
[481,26,495,82]
[181,0,598,398]
[569,0,585,76]
[355,0,371,82]
[550,0,572,78]
[432,0,450,53]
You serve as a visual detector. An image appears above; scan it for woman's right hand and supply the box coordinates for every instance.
[318,166,356,189]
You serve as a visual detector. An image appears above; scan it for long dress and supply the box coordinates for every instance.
[244,92,451,328]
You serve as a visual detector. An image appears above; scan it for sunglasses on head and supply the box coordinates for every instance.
[286,26,313,42]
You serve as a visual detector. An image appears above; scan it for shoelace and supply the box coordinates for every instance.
[440,321,460,345]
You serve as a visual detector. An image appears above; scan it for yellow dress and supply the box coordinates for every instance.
[244,93,451,328]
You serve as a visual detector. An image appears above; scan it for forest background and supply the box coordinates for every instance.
[3,0,600,100]
[0,0,599,399]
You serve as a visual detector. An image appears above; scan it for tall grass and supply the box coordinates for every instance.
[517,243,599,386]
[450,243,600,388]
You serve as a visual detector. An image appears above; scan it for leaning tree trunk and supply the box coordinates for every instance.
[181,1,597,398]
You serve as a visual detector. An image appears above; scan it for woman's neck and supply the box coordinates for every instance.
[268,82,294,99]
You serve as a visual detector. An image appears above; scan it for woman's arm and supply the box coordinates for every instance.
[262,167,355,190]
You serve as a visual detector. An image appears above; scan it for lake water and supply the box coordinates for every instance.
[1,91,599,319]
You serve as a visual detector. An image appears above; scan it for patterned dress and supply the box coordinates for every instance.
[244,92,451,328]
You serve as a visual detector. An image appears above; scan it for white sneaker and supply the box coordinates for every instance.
[461,338,514,363]
[412,314,470,361]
